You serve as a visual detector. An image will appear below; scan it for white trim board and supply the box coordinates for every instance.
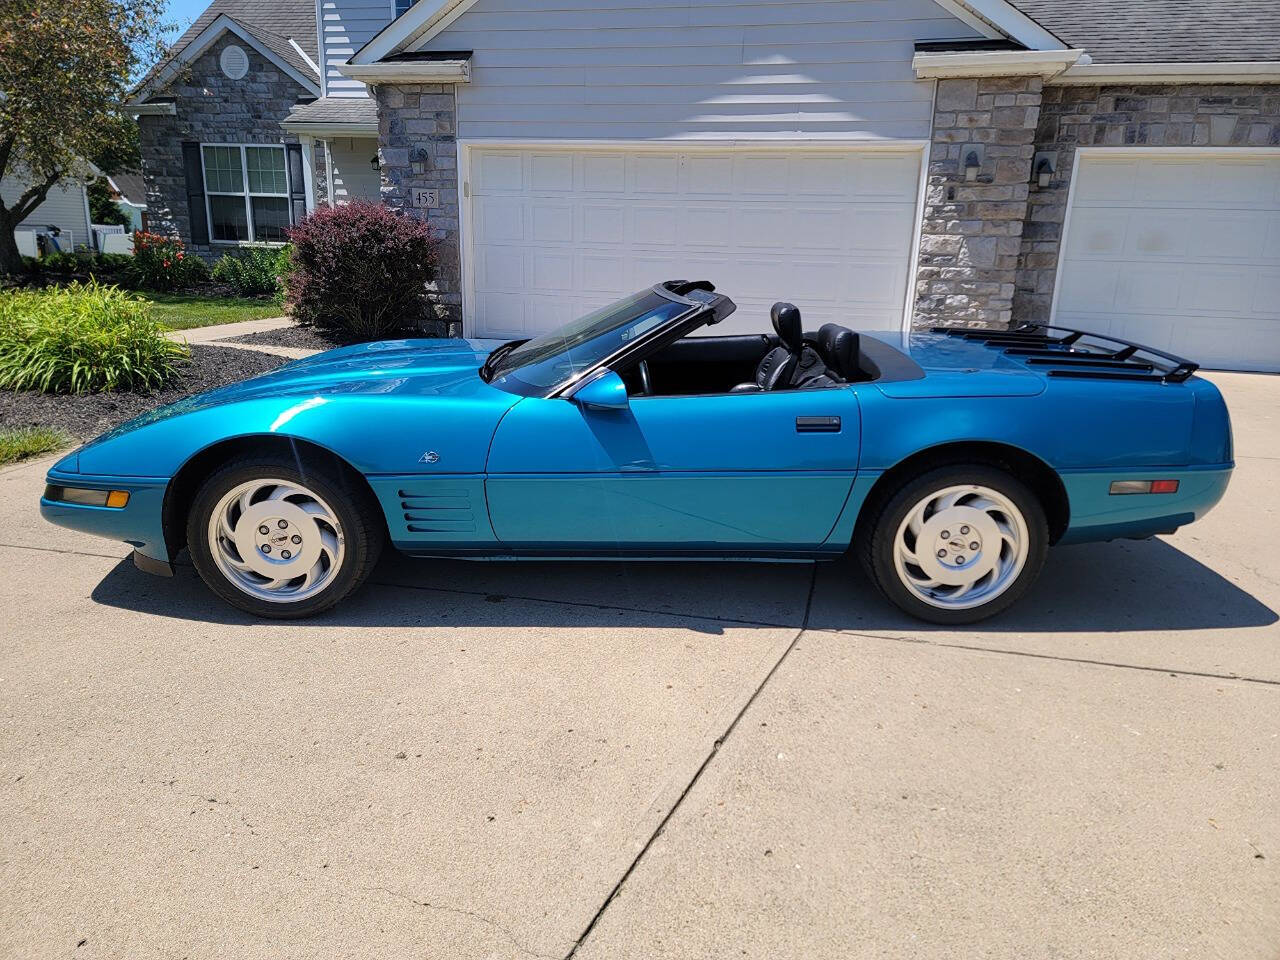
[1054,61,1280,85]
[913,48,1085,79]
[134,14,320,101]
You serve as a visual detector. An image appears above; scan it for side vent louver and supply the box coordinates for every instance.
[398,485,477,535]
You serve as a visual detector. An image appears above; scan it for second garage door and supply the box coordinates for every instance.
[464,146,922,339]
[1054,150,1280,372]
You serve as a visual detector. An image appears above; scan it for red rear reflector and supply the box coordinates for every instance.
[1150,479,1179,494]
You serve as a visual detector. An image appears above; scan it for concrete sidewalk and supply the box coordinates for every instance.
[166,316,319,361]
[0,373,1276,959]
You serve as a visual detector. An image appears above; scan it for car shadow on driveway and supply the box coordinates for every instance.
[88,535,1276,634]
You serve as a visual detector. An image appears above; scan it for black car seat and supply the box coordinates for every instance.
[816,323,860,382]
[731,302,835,392]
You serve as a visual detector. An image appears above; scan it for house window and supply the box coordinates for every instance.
[201,144,290,243]
[393,0,412,17]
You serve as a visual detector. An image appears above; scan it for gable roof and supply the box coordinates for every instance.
[136,0,319,96]
[347,0,1064,68]
[1010,0,1280,64]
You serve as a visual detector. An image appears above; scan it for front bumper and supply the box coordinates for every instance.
[39,468,171,565]
[1058,464,1232,544]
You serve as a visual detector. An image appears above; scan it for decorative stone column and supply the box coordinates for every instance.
[913,76,1043,328]
[372,82,463,326]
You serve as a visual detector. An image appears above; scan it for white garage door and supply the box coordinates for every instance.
[1055,150,1280,372]
[464,146,922,339]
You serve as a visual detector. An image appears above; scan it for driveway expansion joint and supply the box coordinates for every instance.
[563,567,820,959]
[835,629,1280,688]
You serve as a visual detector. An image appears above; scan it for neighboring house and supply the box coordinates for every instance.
[106,173,148,233]
[3,174,93,254]
[127,0,383,259]
[319,0,1278,372]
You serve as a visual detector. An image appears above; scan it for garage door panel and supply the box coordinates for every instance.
[1057,151,1280,372]
[1064,209,1128,259]
[468,146,920,338]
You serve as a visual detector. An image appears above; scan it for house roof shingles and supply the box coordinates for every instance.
[283,97,379,127]
[140,0,318,95]
[1012,0,1280,64]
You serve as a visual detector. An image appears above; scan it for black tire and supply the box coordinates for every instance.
[187,452,384,619]
[856,463,1048,625]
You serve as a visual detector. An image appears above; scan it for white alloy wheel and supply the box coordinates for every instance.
[891,483,1030,611]
[207,478,346,604]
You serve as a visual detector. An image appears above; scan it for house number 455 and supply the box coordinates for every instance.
[410,188,440,209]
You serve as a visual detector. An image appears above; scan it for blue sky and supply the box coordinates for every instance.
[162,0,208,38]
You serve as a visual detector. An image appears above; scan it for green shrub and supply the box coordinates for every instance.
[286,202,437,341]
[212,244,289,298]
[0,280,189,393]
[27,250,133,283]
[127,232,208,291]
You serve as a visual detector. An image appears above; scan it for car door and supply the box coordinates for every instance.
[484,384,861,553]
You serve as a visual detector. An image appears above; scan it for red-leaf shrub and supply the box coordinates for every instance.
[285,201,439,341]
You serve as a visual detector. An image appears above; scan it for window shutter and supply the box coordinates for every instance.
[181,142,209,244]
[286,142,307,224]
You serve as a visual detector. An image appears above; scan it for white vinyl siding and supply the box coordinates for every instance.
[465,144,922,339]
[2,176,91,250]
[326,137,383,204]
[418,0,980,141]
[1055,149,1280,374]
[320,0,394,97]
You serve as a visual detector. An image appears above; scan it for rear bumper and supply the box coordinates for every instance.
[1058,464,1232,544]
[39,469,171,564]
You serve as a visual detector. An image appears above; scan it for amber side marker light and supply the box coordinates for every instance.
[1109,480,1179,495]
[45,485,130,508]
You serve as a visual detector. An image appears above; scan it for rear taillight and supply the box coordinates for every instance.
[1110,479,1180,495]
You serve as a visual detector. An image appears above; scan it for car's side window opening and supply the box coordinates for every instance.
[618,321,871,399]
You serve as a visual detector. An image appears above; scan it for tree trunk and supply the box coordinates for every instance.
[0,214,25,276]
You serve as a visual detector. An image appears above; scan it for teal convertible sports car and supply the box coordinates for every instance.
[41,281,1233,624]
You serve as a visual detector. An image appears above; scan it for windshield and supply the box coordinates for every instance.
[486,289,692,395]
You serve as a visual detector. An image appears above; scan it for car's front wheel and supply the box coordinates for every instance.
[187,454,384,618]
[858,464,1048,625]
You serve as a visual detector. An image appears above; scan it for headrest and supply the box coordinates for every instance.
[818,323,859,377]
[771,302,803,351]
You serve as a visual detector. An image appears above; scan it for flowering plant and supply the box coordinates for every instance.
[127,231,208,290]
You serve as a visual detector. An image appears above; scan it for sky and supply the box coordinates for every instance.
[161,0,209,39]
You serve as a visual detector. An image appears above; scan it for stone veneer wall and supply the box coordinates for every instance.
[137,34,312,256]
[913,76,1043,328]
[372,83,462,324]
[1014,83,1280,323]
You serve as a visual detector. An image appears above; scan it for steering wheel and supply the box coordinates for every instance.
[637,359,653,396]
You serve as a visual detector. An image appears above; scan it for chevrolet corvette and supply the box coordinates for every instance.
[40,281,1233,624]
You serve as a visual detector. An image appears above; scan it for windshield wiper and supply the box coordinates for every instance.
[480,339,524,382]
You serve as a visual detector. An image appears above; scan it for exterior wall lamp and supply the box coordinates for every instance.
[1033,152,1056,188]
[963,150,981,182]
[370,155,381,172]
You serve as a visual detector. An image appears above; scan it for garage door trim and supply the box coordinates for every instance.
[1049,145,1280,372]
[456,138,930,339]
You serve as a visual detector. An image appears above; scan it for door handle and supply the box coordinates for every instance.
[796,416,841,433]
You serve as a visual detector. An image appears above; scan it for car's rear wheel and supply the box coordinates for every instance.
[858,464,1048,625]
[187,454,383,618]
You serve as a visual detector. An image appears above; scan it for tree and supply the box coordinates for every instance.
[87,178,130,227]
[0,0,167,274]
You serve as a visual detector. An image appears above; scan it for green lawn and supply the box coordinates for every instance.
[0,427,71,466]
[144,292,285,330]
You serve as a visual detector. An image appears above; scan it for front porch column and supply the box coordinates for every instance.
[298,135,318,213]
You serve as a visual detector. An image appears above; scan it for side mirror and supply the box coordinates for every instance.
[568,370,629,411]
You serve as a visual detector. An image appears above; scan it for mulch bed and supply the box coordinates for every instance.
[0,345,287,441]
[224,325,423,351]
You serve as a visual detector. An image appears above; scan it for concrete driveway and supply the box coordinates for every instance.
[1,372,1276,960]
